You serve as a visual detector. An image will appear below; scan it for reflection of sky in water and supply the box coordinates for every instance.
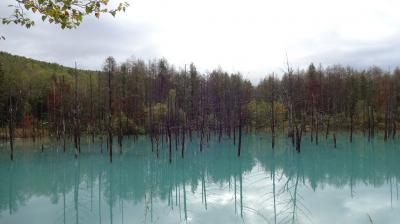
[0,133,399,224]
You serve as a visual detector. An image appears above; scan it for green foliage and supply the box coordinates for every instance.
[246,100,287,130]
[247,100,268,128]
[168,89,176,99]
[153,103,167,121]
[2,0,129,29]
[0,51,93,124]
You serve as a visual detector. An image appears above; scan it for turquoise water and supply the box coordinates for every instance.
[0,133,399,224]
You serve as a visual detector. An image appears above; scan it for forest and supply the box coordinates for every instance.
[1,51,400,161]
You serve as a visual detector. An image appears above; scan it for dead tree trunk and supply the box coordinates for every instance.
[333,133,337,148]
[200,81,206,153]
[73,63,79,159]
[233,126,236,145]
[371,107,375,139]
[168,95,172,163]
[392,113,397,139]
[315,112,319,145]
[350,112,354,143]
[310,109,314,142]
[325,116,329,140]
[98,73,105,154]
[118,109,123,153]
[108,66,113,163]
[237,109,242,157]
[290,104,295,147]
[53,79,59,140]
[8,94,14,161]
[90,73,95,143]
[61,76,66,152]
[180,69,186,157]
[368,105,371,142]
[295,125,301,153]
[384,102,389,141]
[118,71,124,153]
[295,112,305,153]
[271,74,276,149]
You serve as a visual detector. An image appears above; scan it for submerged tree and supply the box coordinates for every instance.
[1,51,400,161]
[103,57,117,163]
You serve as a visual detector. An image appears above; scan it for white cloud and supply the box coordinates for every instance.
[1,0,400,82]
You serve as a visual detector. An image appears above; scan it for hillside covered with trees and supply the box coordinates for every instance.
[1,51,400,160]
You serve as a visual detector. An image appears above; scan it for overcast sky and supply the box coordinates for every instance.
[1,0,400,82]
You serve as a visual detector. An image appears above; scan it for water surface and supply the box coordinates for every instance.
[0,134,399,224]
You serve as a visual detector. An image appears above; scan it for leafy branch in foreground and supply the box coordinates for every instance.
[2,0,129,29]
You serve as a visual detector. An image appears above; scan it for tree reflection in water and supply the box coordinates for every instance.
[0,133,399,223]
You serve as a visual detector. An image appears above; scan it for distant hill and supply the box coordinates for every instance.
[0,51,94,77]
[0,51,95,125]
[0,51,95,94]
